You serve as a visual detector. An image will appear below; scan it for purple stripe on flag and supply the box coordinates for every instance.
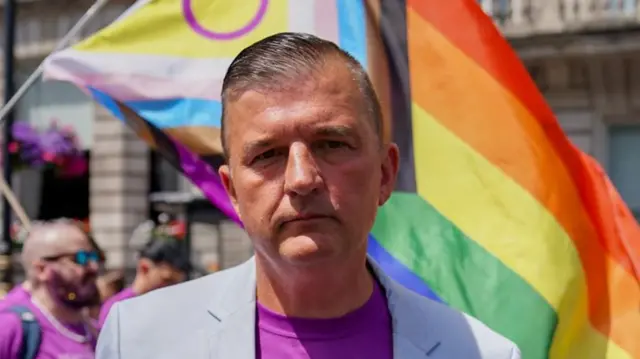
[174,140,242,226]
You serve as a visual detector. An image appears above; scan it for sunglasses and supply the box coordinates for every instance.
[42,250,100,266]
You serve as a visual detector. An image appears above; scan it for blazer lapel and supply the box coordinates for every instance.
[368,257,443,357]
[212,302,256,359]
[206,258,258,359]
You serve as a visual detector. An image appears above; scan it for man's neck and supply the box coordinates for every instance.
[255,254,374,319]
[31,287,84,324]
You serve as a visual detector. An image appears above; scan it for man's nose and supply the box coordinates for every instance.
[284,143,322,196]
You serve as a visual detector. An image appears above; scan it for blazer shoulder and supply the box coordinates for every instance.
[115,261,252,329]
[97,262,255,358]
[122,259,252,310]
[420,297,520,358]
[392,284,520,359]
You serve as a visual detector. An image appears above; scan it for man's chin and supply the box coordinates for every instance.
[278,235,340,265]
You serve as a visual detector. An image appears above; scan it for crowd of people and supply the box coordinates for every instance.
[0,218,191,359]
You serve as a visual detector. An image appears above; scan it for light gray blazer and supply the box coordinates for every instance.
[97,257,521,358]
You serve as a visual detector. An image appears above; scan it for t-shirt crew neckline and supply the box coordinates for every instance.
[256,280,390,340]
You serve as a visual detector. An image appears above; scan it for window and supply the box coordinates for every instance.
[150,152,181,193]
[608,125,640,223]
[606,0,636,14]
[148,151,183,221]
[478,0,511,22]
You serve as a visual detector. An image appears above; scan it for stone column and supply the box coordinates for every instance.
[90,103,149,270]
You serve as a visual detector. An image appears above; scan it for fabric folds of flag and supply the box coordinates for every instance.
[43,0,640,358]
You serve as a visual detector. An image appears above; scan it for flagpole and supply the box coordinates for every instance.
[0,0,111,294]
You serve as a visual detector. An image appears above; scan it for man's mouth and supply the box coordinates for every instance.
[279,214,334,228]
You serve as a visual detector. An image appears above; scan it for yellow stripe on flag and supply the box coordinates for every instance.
[411,104,631,359]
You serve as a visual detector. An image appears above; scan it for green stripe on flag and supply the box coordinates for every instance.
[372,192,556,359]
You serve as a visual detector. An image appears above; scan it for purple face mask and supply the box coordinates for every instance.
[46,267,98,309]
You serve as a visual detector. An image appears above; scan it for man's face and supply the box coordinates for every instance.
[37,227,100,309]
[220,59,399,267]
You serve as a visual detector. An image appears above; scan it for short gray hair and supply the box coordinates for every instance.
[220,32,382,157]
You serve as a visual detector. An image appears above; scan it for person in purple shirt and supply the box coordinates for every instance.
[97,32,520,359]
[0,219,100,359]
[98,233,190,328]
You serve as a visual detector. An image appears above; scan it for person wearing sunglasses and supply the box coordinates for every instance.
[0,220,100,359]
[0,219,103,312]
[97,232,191,329]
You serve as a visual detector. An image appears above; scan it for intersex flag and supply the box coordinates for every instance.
[43,0,640,357]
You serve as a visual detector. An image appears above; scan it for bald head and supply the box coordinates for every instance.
[21,220,90,277]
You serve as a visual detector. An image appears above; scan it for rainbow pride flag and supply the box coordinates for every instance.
[43,0,640,357]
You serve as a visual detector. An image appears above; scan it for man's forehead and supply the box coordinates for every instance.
[228,89,360,130]
[230,95,360,137]
[34,225,88,248]
[228,57,358,110]
[222,58,371,155]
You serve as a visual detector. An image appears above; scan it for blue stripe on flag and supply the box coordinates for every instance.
[367,234,444,303]
[89,88,222,129]
[126,99,222,128]
[90,88,125,121]
[336,0,367,69]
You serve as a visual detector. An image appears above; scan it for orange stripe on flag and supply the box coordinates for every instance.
[406,7,640,356]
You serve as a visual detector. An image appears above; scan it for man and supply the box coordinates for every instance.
[97,231,190,328]
[0,220,102,310]
[0,220,99,359]
[97,33,520,358]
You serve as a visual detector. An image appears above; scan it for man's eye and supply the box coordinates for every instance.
[253,149,277,163]
[317,140,347,150]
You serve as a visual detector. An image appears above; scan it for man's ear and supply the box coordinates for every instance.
[219,164,240,214]
[379,143,400,206]
[32,260,48,283]
[137,258,152,274]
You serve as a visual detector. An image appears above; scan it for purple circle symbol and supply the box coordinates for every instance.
[183,0,268,41]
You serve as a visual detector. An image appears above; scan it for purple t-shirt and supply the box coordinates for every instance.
[0,299,95,359]
[98,287,136,329]
[256,281,393,359]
